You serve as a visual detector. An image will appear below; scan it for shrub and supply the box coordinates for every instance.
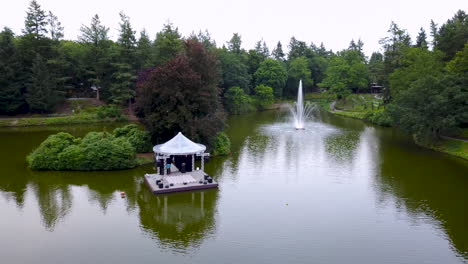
[224,86,254,115]
[27,132,76,170]
[253,85,274,110]
[364,109,393,127]
[27,131,137,171]
[58,144,84,170]
[79,133,136,170]
[212,132,231,156]
[113,124,153,153]
[96,105,123,119]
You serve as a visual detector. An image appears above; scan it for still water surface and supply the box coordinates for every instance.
[0,111,467,264]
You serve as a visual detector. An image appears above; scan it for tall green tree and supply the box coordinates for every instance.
[22,0,48,39]
[388,48,444,98]
[47,11,63,41]
[285,56,313,96]
[272,41,285,61]
[218,49,251,94]
[227,33,242,54]
[0,28,25,114]
[109,12,137,105]
[188,30,217,50]
[435,10,468,60]
[254,58,287,97]
[349,38,365,59]
[153,23,183,66]
[430,20,438,48]
[117,12,136,64]
[256,40,269,58]
[288,37,309,60]
[368,52,385,85]
[380,22,412,74]
[379,21,412,101]
[446,43,468,74]
[19,0,54,64]
[415,27,428,49]
[389,74,467,145]
[26,54,64,112]
[136,29,153,70]
[319,50,368,98]
[79,14,111,97]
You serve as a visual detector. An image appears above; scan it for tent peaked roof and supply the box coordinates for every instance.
[153,132,206,155]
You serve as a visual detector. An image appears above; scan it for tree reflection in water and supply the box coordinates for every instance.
[137,186,218,252]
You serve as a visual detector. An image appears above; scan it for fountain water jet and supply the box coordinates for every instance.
[289,80,315,129]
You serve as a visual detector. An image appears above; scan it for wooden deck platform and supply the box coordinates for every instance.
[144,169,218,194]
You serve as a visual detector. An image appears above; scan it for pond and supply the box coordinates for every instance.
[0,111,467,264]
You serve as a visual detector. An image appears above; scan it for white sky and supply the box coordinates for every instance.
[0,0,466,56]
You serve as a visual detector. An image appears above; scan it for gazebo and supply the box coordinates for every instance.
[144,132,217,194]
[153,132,209,175]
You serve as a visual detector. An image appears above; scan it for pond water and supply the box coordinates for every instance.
[0,111,467,264]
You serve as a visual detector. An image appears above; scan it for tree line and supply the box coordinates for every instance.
[0,1,466,145]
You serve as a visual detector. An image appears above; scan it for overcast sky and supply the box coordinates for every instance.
[0,0,466,56]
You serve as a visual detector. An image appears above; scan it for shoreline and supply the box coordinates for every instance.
[322,101,467,161]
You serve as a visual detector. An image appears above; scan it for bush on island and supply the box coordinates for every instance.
[27,124,153,171]
[27,132,76,170]
[212,132,231,156]
[113,124,153,153]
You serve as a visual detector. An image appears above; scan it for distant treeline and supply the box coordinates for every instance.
[0,1,466,144]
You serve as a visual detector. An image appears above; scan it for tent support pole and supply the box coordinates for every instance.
[201,153,205,171]
[192,154,195,171]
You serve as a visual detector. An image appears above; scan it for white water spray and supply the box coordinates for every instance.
[289,80,315,129]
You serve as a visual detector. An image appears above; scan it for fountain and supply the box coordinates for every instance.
[289,80,315,130]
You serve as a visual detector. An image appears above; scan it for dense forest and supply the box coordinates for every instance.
[0,1,466,146]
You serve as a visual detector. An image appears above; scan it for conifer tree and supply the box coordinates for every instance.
[0,28,25,114]
[272,41,285,61]
[79,14,111,96]
[117,12,136,63]
[136,29,153,70]
[415,27,428,49]
[48,11,64,41]
[430,20,438,48]
[227,33,242,54]
[26,54,64,112]
[153,23,183,66]
[110,12,138,105]
[436,10,468,60]
[22,0,48,39]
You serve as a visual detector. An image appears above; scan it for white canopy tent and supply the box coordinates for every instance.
[153,132,209,175]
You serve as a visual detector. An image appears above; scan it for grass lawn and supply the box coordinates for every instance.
[0,104,128,127]
[433,138,468,160]
[333,111,367,119]
[334,94,382,112]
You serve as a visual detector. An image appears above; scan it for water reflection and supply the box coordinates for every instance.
[375,131,468,258]
[137,187,217,252]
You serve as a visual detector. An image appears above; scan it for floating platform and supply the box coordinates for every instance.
[145,169,218,194]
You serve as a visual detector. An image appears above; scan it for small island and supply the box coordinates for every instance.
[27,124,153,170]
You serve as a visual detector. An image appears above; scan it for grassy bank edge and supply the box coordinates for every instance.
[0,115,128,127]
[318,99,468,161]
